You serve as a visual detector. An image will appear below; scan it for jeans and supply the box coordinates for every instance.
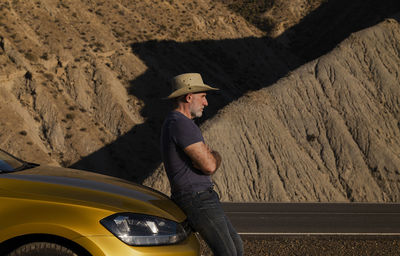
[172,189,244,256]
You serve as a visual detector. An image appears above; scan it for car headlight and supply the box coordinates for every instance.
[100,213,191,246]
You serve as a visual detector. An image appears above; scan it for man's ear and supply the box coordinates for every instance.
[185,93,193,103]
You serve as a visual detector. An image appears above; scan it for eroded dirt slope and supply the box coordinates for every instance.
[146,18,400,202]
[1,0,400,202]
[0,0,265,171]
[0,0,308,179]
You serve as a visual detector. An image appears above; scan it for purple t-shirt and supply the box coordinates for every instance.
[161,111,213,196]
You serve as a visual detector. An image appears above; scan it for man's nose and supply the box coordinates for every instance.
[203,98,208,106]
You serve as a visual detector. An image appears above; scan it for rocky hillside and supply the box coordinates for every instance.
[211,17,400,202]
[0,0,315,178]
[1,0,400,202]
[147,18,400,202]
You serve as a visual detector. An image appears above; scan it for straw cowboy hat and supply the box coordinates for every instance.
[166,73,219,99]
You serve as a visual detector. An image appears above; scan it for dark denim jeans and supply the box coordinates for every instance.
[172,189,243,256]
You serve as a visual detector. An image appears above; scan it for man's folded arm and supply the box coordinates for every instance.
[184,141,221,175]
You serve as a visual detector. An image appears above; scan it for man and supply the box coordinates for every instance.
[161,73,243,256]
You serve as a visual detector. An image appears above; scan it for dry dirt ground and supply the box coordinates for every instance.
[200,236,400,256]
[1,0,400,203]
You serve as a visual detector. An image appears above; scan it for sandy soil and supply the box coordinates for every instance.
[200,236,400,256]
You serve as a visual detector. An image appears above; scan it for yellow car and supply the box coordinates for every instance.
[0,149,199,256]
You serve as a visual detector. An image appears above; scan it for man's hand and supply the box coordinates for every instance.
[184,142,222,175]
[211,150,221,171]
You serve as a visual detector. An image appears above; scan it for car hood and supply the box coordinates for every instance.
[0,165,185,222]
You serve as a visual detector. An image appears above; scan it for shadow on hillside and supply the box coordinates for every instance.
[283,0,400,62]
[71,0,400,183]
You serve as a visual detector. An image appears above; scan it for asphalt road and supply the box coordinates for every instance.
[222,203,400,236]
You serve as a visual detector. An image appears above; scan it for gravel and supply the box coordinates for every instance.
[199,235,400,255]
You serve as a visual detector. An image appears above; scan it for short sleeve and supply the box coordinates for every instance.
[172,118,204,149]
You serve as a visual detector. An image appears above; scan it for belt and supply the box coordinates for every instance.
[172,185,214,198]
[195,186,214,195]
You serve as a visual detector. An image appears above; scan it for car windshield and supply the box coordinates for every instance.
[0,150,29,173]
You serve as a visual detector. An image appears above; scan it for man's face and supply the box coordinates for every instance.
[189,92,208,118]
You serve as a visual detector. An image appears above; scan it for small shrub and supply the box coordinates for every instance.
[66,113,75,120]
[24,52,38,62]
[306,134,317,142]
[94,42,104,48]
[60,159,71,167]
[40,52,49,60]
[44,73,54,80]
[113,30,125,38]
[60,2,69,9]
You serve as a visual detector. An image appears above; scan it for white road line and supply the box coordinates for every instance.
[238,232,400,236]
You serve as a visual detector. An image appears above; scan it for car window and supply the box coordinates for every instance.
[0,150,25,172]
[0,160,15,172]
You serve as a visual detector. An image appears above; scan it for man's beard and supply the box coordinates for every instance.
[190,106,203,118]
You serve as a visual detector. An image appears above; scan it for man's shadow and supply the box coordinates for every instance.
[71,0,400,183]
